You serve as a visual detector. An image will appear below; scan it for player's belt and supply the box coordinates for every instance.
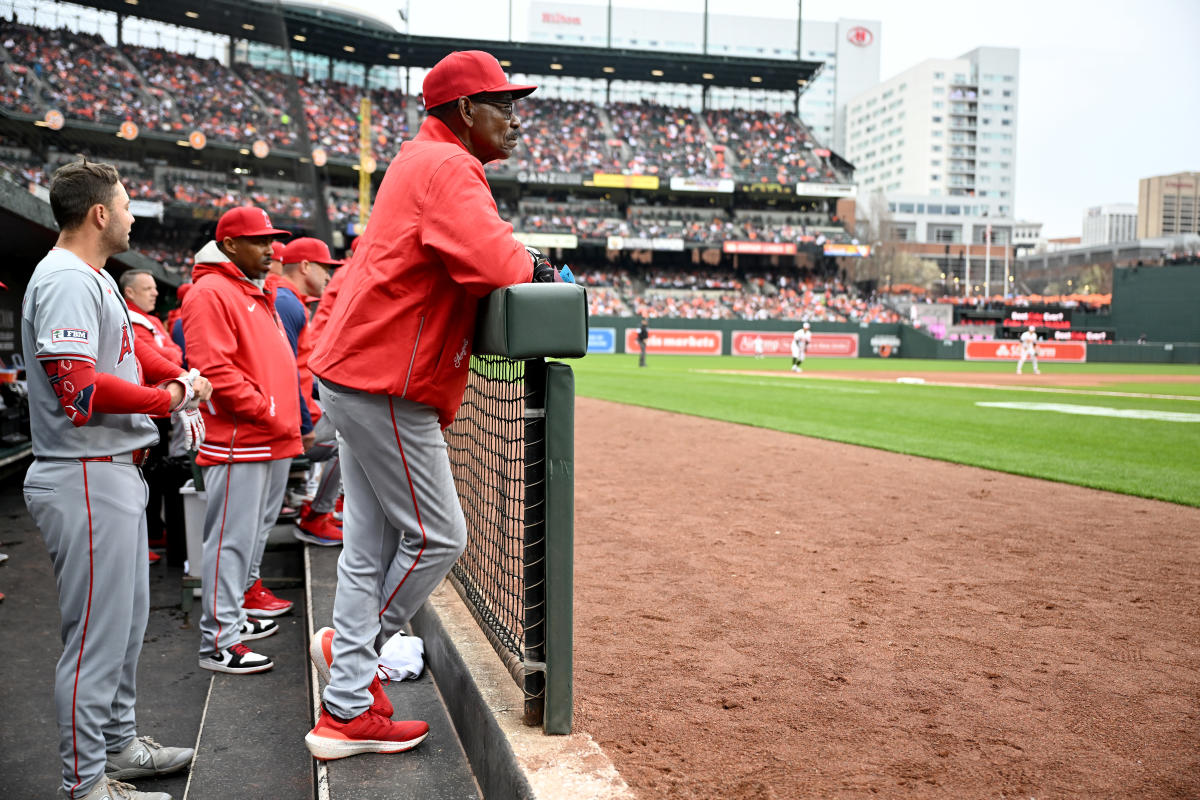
[79,448,152,467]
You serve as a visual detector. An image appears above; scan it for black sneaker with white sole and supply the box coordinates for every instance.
[199,642,274,674]
[240,616,279,641]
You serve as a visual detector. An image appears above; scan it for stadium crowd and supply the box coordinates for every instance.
[1,19,850,184]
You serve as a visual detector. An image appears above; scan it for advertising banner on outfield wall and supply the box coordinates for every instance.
[723,241,798,255]
[669,176,736,193]
[624,328,722,356]
[513,232,579,250]
[964,340,1088,363]
[731,331,859,358]
[588,328,616,354]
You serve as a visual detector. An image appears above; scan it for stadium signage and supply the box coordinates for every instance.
[722,241,798,255]
[252,139,270,159]
[731,331,859,358]
[129,200,164,220]
[847,26,874,47]
[606,236,685,251]
[514,232,579,250]
[1054,329,1113,343]
[737,182,791,194]
[1004,308,1072,328]
[794,183,856,199]
[517,170,584,186]
[588,328,616,354]
[189,130,207,150]
[823,243,872,257]
[625,328,722,356]
[964,341,1087,363]
[869,334,901,358]
[669,176,735,194]
[592,173,660,190]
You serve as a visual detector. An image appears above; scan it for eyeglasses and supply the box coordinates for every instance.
[472,99,517,121]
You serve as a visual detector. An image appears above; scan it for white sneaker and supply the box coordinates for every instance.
[106,736,193,780]
[199,642,274,674]
[58,775,172,800]
[239,616,279,641]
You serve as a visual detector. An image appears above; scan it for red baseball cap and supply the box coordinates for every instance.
[216,206,290,241]
[422,50,536,110]
[270,241,285,261]
[282,237,345,266]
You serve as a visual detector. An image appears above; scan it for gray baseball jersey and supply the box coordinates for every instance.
[22,247,158,457]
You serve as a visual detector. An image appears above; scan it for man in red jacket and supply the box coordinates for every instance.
[182,206,303,675]
[305,49,562,761]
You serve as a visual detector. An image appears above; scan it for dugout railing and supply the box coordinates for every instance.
[444,283,587,734]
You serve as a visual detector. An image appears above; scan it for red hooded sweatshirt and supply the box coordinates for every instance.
[181,241,303,466]
[309,115,533,428]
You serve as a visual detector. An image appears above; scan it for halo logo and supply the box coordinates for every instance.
[847,26,874,47]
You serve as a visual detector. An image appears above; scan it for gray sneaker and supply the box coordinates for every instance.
[105,735,193,780]
[58,776,172,800]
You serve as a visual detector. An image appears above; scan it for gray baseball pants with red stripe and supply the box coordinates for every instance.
[24,459,149,799]
[317,381,466,719]
[198,458,290,657]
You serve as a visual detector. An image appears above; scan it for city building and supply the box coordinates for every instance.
[526,5,880,153]
[845,46,1019,219]
[1082,203,1138,246]
[1137,172,1199,238]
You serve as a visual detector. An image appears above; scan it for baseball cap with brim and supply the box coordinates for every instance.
[422,50,536,110]
[271,241,285,261]
[282,237,345,267]
[216,206,290,241]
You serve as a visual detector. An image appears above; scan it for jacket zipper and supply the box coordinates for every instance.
[401,316,424,398]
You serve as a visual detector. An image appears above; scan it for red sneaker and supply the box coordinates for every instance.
[304,707,427,760]
[309,627,393,717]
[294,512,343,546]
[301,502,342,529]
[243,578,294,617]
[148,551,161,564]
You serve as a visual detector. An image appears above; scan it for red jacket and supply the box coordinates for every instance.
[182,242,303,466]
[309,116,533,427]
[125,299,183,367]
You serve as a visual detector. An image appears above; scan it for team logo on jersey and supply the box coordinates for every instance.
[118,323,133,363]
[51,328,89,344]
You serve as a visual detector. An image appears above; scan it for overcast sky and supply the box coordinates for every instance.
[373,0,1199,237]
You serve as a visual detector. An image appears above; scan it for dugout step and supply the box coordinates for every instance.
[305,544,482,800]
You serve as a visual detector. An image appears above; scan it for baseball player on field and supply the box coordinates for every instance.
[23,158,211,800]
[1016,325,1040,375]
[791,322,812,372]
[304,49,564,760]
[182,206,304,675]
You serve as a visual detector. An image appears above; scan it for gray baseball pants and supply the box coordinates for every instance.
[245,458,290,589]
[24,458,149,799]
[199,458,290,657]
[307,411,341,515]
[318,381,466,719]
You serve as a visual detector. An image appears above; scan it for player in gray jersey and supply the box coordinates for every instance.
[22,158,212,800]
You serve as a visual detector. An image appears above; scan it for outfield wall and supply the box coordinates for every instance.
[588,317,1200,363]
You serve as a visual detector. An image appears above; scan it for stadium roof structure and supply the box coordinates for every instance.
[84,0,824,93]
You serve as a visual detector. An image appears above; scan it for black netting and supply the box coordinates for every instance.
[445,355,541,685]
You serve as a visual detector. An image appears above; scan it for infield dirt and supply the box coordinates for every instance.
[572,397,1200,798]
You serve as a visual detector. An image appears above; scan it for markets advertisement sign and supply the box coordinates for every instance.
[588,328,616,354]
[517,170,584,186]
[624,328,722,356]
[592,173,660,190]
[964,340,1087,363]
[731,331,858,358]
[823,243,871,257]
[723,241,797,255]
[606,236,685,251]
[793,183,856,198]
[514,231,579,250]
[669,176,735,193]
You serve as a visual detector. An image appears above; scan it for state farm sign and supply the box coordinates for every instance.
[625,328,722,356]
[963,340,1087,363]
[731,331,859,358]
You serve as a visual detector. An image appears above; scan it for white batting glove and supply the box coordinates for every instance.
[180,368,203,412]
[175,407,206,451]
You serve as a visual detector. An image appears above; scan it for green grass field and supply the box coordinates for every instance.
[568,355,1200,507]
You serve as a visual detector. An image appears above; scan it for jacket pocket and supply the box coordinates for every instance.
[401,316,425,397]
